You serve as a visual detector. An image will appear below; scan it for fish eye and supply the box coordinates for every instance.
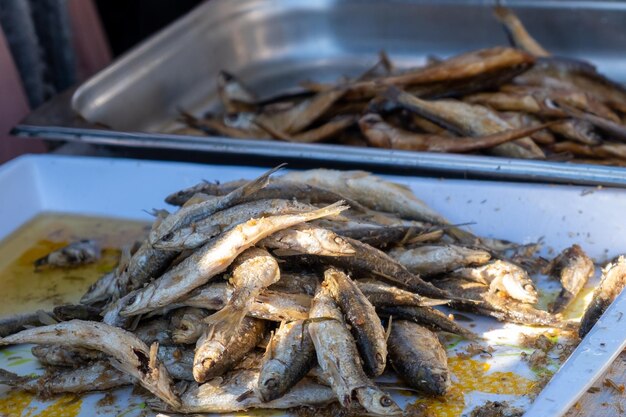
[380,395,393,407]
[163,232,174,241]
[264,378,278,389]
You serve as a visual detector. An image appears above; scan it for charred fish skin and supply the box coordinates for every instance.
[388,320,451,396]
[0,320,180,407]
[34,239,100,269]
[388,244,491,276]
[193,316,266,383]
[579,257,626,338]
[307,282,401,415]
[258,320,317,402]
[121,202,348,317]
[324,268,387,377]
[545,245,595,314]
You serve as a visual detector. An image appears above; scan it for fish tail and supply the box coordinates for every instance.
[0,369,32,387]
[303,201,350,221]
[203,305,246,340]
[242,163,287,196]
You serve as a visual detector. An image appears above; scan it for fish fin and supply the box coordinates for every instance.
[241,163,287,196]
[203,305,246,342]
[0,369,32,386]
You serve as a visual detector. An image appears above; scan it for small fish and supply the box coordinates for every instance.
[258,320,317,402]
[34,239,100,269]
[165,179,248,205]
[359,113,551,153]
[549,120,602,146]
[579,257,626,338]
[52,304,101,322]
[0,320,180,407]
[193,317,266,382]
[149,369,335,414]
[179,282,311,322]
[387,87,545,159]
[260,225,355,257]
[449,260,538,304]
[388,244,491,276]
[333,224,437,248]
[171,308,209,345]
[154,199,318,250]
[493,6,550,57]
[376,304,476,339]
[134,318,174,346]
[203,248,280,346]
[464,91,542,113]
[121,202,348,316]
[434,278,568,329]
[388,320,451,395]
[357,280,449,307]
[0,363,133,397]
[217,70,257,113]
[324,268,388,377]
[80,270,118,305]
[31,344,105,367]
[544,245,595,313]
[150,165,284,245]
[307,283,401,415]
[0,312,51,337]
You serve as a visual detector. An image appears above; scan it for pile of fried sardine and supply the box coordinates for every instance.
[0,167,624,415]
[176,6,626,167]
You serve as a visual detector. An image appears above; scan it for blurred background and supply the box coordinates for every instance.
[0,0,202,163]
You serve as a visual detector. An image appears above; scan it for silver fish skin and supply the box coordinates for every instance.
[278,169,448,225]
[34,239,100,268]
[258,320,317,402]
[0,363,134,397]
[324,268,387,377]
[260,224,355,257]
[150,165,284,245]
[450,260,538,304]
[193,317,266,383]
[154,199,317,250]
[0,320,180,407]
[388,244,491,276]
[388,320,451,396]
[579,256,626,338]
[357,280,449,307]
[149,369,335,413]
[308,283,401,415]
[544,244,595,313]
[204,248,280,345]
[121,202,348,317]
[179,282,310,322]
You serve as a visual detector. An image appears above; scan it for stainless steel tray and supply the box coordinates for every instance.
[13,0,626,186]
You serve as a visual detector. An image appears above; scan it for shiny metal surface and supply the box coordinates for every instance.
[522,288,626,417]
[14,0,626,186]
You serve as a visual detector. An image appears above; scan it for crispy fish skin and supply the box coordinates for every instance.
[204,248,280,344]
[0,363,134,397]
[149,369,335,414]
[315,236,453,300]
[308,284,401,415]
[150,165,283,245]
[31,344,105,367]
[388,320,451,396]
[193,317,266,383]
[376,304,476,339]
[154,199,317,250]
[357,280,449,307]
[388,244,491,276]
[258,320,317,402]
[579,257,626,338]
[0,320,180,407]
[179,282,310,322]
[34,239,100,268]
[359,113,551,153]
[434,278,568,329]
[545,245,595,313]
[387,87,545,159]
[450,260,538,304]
[324,268,387,377]
[120,202,348,316]
[260,225,355,257]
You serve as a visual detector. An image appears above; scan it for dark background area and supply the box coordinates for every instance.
[95,0,203,57]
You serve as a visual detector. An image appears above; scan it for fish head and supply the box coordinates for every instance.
[501,274,538,304]
[257,360,289,402]
[355,386,402,416]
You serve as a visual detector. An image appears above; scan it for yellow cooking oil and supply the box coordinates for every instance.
[0,213,149,317]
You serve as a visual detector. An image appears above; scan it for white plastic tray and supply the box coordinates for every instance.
[1,155,625,417]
